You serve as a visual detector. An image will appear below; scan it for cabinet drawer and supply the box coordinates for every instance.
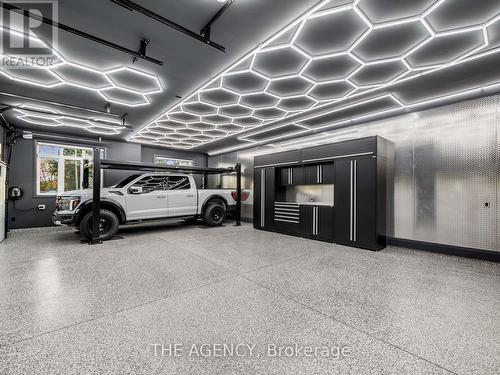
[274,202,300,223]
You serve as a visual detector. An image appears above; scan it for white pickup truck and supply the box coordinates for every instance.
[53,173,239,240]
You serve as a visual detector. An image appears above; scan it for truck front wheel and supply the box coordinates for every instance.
[203,203,226,226]
[80,209,119,241]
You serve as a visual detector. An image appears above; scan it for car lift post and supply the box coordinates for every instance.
[91,147,102,244]
[235,162,241,226]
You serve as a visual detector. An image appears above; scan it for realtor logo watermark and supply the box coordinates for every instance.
[151,343,352,360]
[0,0,59,68]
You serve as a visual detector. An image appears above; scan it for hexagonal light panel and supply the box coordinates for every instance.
[105,67,162,95]
[252,47,309,78]
[155,120,189,130]
[98,87,150,107]
[426,0,500,32]
[188,122,217,131]
[19,115,61,127]
[352,21,430,61]
[51,63,113,90]
[130,0,500,149]
[357,0,437,24]
[218,124,244,133]
[200,88,239,106]
[0,66,63,88]
[219,104,253,117]
[182,102,218,115]
[169,112,200,123]
[14,106,124,135]
[351,61,408,87]
[266,76,314,97]
[294,8,370,56]
[308,81,355,101]
[0,26,163,108]
[204,129,229,137]
[406,30,486,69]
[222,71,269,93]
[240,93,280,108]
[233,117,264,127]
[253,107,287,120]
[302,55,361,82]
[203,114,233,125]
[277,96,317,111]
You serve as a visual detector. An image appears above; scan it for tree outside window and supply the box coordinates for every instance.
[36,143,99,195]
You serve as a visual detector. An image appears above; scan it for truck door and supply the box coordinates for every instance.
[165,175,197,216]
[125,175,169,220]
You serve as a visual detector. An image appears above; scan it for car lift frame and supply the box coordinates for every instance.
[90,148,242,244]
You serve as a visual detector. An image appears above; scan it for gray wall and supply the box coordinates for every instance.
[208,94,500,252]
[8,135,207,229]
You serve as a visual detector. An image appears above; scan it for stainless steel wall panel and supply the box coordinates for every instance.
[208,95,500,252]
[497,96,500,251]
[208,151,254,220]
[411,97,498,250]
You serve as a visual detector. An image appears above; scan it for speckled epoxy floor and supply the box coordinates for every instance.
[0,222,499,375]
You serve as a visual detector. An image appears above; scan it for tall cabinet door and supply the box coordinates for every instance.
[355,157,377,248]
[334,157,378,249]
[253,168,263,229]
[264,167,276,230]
[253,167,276,230]
[333,160,352,245]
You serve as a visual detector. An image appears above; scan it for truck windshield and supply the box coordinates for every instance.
[113,174,142,188]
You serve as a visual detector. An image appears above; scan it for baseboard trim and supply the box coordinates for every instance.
[387,237,500,263]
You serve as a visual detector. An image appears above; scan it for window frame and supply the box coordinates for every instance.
[35,141,103,197]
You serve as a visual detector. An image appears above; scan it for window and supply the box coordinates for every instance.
[129,175,167,193]
[154,155,194,167]
[113,174,142,188]
[36,142,99,195]
[165,176,190,190]
[128,175,191,193]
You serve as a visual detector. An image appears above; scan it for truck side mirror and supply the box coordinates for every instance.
[128,186,143,194]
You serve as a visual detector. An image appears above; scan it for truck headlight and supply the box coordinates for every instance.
[56,196,81,211]
[69,197,81,211]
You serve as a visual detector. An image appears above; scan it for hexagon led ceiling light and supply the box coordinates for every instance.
[13,105,125,135]
[129,0,500,150]
[0,26,163,107]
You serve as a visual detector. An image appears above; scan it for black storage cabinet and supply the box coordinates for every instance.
[253,167,276,231]
[334,156,379,249]
[253,136,394,251]
[300,205,334,242]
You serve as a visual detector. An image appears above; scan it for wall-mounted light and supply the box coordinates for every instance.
[22,131,33,140]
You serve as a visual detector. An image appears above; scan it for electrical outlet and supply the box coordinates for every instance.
[37,204,46,211]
